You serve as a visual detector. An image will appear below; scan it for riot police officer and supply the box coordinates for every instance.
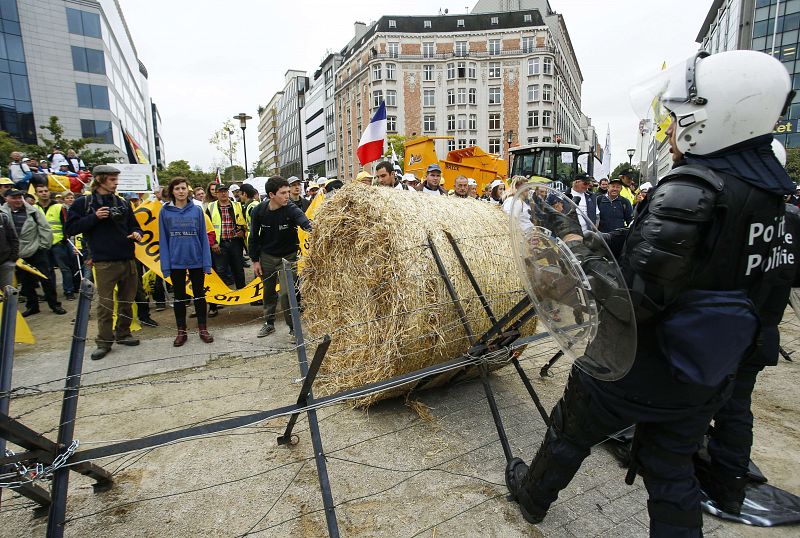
[505,50,796,537]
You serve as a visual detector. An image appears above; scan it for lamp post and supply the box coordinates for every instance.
[225,127,234,180]
[506,129,514,177]
[627,148,635,167]
[233,112,252,178]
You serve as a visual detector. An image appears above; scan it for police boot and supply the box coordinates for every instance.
[505,458,548,524]
[695,459,747,515]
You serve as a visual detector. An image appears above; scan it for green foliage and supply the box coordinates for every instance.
[161,159,214,188]
[786,148,800,185]
[383,134,407,165]
[611,162,640,181]
[251,159,271,178]
[209,120,241,168]
[36,116,118,167]
[224,165,246,181]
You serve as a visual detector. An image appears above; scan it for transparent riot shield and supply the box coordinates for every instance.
[508,184,637,381]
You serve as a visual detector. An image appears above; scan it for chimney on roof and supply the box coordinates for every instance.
[354,21,366,37]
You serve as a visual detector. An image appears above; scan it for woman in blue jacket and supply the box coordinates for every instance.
[159,177,213,346]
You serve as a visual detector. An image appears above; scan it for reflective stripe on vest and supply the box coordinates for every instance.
[38,203,64,244]
[208,200,245,240]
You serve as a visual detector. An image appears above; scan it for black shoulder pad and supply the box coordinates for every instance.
[647,177,717,223]
[661,164,724,192]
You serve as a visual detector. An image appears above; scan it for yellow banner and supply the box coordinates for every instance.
[0,292,35,344]
[16,259,47,280]
[132,201,267,305]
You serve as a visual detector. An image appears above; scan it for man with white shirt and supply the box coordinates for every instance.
[568,173,598,233]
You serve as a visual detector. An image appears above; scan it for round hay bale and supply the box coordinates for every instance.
[301,183,537,405]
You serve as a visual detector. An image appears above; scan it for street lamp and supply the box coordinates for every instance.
[225,127,234,180]
[233,112,252,178]
[627,148,635,167]
[506,130,514,177]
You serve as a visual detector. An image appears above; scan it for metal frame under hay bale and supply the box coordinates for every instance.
[301,183,537,405]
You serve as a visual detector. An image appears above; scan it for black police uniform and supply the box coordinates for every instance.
[507,138,795,538]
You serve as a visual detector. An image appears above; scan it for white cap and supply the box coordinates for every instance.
[639,182,653,192]
[467,178,477,186]
[402,173,418,183]
[229,184,240,192]
[317,177,328,185]
[489,179,504,190]
[287,176,301,184]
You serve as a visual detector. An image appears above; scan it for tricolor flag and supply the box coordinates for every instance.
[214,168,221,184]
[600,125,611,179]
[357,101,387,166]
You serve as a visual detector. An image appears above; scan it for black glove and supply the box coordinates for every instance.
[543,201,582,239]
[564,239,631,323]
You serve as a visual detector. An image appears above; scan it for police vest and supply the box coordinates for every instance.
[207,200,246,241]
[37,203,64,244]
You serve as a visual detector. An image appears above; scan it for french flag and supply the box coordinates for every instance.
[357,101,387,166]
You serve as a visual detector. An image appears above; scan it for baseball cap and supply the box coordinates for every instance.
[609,177,624,184]
[355,171,373,182]
[489,179,505,190]
[317,177,328,185]
[426,163,442,173]
[5,188,24,197]
[93,164,120,175]
[639,182,653,192]
[467,178,477,186]
[216,183,230,191]
[402,173,418,183]
[287,176,301,185]
[574,173,591,183]
[229,183,240,192]
[0,178,13,186]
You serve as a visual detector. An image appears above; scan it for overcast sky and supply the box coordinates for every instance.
[118,0,714,173]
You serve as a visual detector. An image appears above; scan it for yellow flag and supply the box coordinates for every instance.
[16,259,47,279]
[0,292,35,344]
[298,191,324,273]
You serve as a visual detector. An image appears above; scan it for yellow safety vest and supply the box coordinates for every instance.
[37,203,64,244]
[207,200,246,241]
[620,185,636,206]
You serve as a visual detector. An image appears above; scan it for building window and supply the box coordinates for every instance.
[372,90,383,108]
[489,138,501,153]
[457,61,467,78]
[424,20,432,29]
[457,19,465,27]
[489,113,501,130]
[447,114,456,130]
[457,114,467,130]
[423,42,435,58]
[489,62,500,78]
[386,63,396,80]
[469,114,477,130]
[447,89,455,105]
[528,58,540,75]
[447,63,455,79]
[524,14,532,22]
[424,89,435,107]
[387,115,397,132]
[488,86,501,105]
[388,42,399,58]
[76,83,109,109]
[527,110,539,128]
[522,36,535,53]
[529,136,539,144]
[457,88,466,104]
[468,62,477,79]
[528,84,539,101]
[543,57,553,75]
[388,19,396,28]
[542,110,552,127]
[488,39,501,56]
[372,63,382,80]
[80,119,113,143]
[455,41,468,56]
[491,16,499,25]
[543,136,551,142]
[542,84,552,101]
[458,139,467,149]
[423,115,436,132]
[66,8,101,39]
[386,89,397,106]
[468,88,477,104]
[71,46,105,74]
[423,64,434,81]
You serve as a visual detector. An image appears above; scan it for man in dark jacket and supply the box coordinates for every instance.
[65,165,142,360]
[249,176,311,339]
[597,178,633,232]
[0,207,18,289]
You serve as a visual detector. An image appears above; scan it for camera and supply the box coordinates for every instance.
[108,205,125,223]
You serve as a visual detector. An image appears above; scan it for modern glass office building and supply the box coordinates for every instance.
[0,0,35,143]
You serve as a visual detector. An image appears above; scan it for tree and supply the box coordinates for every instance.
[251,159,271,178]
[610,162,641,182]
[209,120,241,169]
[161,160,214,188]
[383,134,407,166]
[786,148,800,185]
[36,116,118,167]
[223,165,246,181]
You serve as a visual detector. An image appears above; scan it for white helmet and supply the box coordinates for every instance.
[631,51,792,155]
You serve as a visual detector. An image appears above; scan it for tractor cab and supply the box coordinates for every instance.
[509,142,586,192]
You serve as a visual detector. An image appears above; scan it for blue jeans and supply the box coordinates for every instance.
[49,241,79,294]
